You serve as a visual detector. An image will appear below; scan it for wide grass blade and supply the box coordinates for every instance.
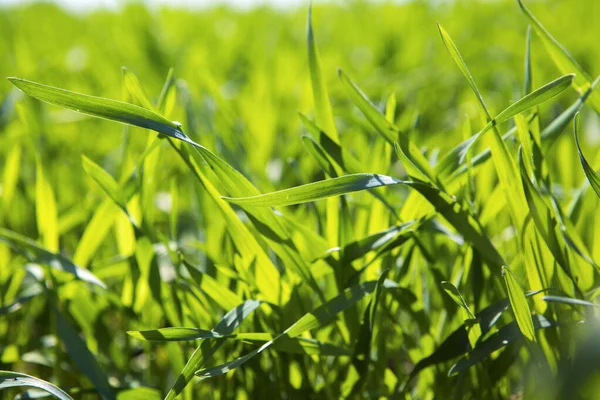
[7,78,197,146]
[0,371,73,400]
[502,266,536,342]
[223,174,407,207]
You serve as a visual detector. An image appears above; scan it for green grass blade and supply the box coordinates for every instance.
[574,113,600,199]
[164,300,263,400]
[81,156,129,215]
[223,173,407,207]
[307,5,338,141]
[494,74,574,123]
[437,23,490,117]
[7,78,197,146]
[36,159,59,253]
[542,296,599,308]
[195,279,396,378]
[55,308,116,400]
[122,67,155,111]
[517,0,600,114]
[127,328,226,341]
[236,334,352,356]
[449,315,555,376]
[502,266,536,342]
[0,228,106,289]
[436,74,574,178]
[0,371,73,400]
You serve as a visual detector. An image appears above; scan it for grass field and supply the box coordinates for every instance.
[2,0,600,399]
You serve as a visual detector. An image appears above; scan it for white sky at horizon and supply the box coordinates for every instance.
[0,0,336,12]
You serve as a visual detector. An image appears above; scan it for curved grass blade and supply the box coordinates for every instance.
[543,296,599,308]
[164,300,263,400]
[7,78,197,146]
[495,74,574,123]
[224,174,504,268]
[502,266,536,342]
[436,74,574,177]
[82,156,130,217]
[574,113,600,199]
[0,371,73,400]
[542,75,600,146]
[0,228,106,289]
[338,69,396,144]
[223,174,408,207]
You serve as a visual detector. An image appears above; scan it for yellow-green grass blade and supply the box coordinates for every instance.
[307,4,338,141]
[7,78,197,146]
[502,266,536,342]
[438,23,490,117]
[35,158,59,253]
[223,173,408,207]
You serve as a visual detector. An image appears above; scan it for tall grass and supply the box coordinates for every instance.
[1,0,600,399]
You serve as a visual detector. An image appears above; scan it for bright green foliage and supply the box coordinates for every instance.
[2,1,600,399]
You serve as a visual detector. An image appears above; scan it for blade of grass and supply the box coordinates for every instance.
[0,371,73,400]
[574,113,600,199]
[502,266,536,342]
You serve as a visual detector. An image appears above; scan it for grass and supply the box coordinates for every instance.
[1,0,600,399]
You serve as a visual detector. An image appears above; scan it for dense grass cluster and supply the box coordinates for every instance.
[2,0,600,399]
